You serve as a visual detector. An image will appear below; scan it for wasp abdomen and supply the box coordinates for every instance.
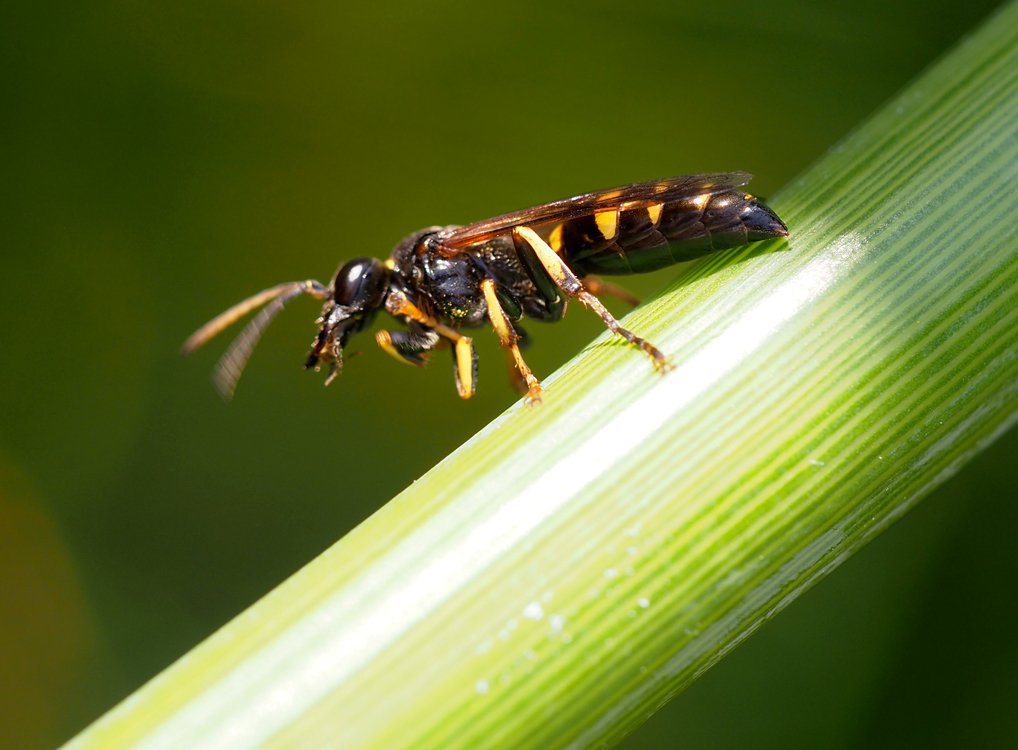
[560,190,787,276]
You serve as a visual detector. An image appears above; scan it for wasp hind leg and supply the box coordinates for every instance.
[581,276,641,307]
[512,226,670,370]
[480,278,543,405]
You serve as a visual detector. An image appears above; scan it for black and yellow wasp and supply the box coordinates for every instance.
[183,172,788,403]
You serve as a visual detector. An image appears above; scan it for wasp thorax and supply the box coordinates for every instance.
[332,257,389,310]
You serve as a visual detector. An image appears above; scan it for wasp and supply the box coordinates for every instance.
[183,172,787,403]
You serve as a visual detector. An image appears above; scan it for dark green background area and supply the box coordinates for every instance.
[2,1,1013,747]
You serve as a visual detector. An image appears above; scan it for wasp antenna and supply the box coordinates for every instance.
[209,282,327,400]
[181,281,327,356]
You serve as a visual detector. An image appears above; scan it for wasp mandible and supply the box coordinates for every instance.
[183,172,788,404]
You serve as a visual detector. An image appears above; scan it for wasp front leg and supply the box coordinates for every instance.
[512,226,671,369]
[480,278,543,405]
[375,324,441,366]
[385,290,478,399]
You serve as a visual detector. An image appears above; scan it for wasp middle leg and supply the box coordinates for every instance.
[480,278,543,404]
[512,226,670,369]
[501,324,533,395]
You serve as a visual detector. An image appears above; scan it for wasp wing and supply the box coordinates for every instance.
[435,172,751,250]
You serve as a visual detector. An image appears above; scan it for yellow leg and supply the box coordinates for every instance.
[480,279,543,405]
[512,226,671,369]
[386,290,477,398]
[375,326,441,367]
[581,276,641,307]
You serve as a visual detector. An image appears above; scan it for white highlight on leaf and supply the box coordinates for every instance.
[523,602,544,621]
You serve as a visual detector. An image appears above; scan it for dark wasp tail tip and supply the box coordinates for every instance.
[746,201,790,240]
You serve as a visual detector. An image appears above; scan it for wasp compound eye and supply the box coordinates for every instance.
[333,258,389,309]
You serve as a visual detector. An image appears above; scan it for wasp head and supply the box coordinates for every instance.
[305,257,391,383]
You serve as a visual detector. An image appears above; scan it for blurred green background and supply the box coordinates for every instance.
[3,1,1014,748]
